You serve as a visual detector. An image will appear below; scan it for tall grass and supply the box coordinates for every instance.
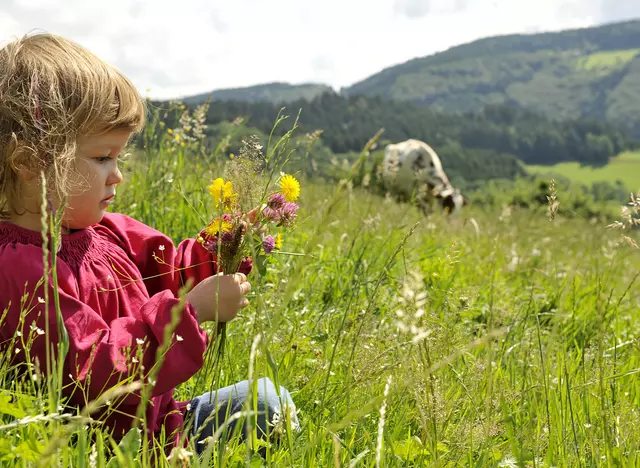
[1,103,639,466]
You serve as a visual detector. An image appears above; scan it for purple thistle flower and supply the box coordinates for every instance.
[262,235,275,254]
[278,202,298,227]
[267,193,285,210]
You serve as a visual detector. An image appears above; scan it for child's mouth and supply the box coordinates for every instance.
[101,195,115,206]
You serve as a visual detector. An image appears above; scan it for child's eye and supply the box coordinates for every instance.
[96,155,112,163]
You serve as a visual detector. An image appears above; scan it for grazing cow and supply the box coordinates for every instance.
[381,139,466,215]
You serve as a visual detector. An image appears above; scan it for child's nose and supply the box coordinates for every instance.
[108,166,123,185]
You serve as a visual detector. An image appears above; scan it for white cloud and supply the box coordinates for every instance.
[596,0,639,23]
[393,0,470,18]
[0,0,637,100]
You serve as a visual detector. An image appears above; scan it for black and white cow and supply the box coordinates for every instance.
[381,139,466,215]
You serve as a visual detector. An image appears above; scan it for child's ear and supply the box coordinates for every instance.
[9,142,39,181]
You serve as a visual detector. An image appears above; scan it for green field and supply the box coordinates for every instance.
[2,114,640,467]
[576,49,640,71]
[527,150,640,191]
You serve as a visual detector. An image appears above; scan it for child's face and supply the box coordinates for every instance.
[63,128,132,230]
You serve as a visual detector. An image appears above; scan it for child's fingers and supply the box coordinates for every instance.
[239,298,250,309]
[234,272,247,284]
[240,281,252,295]
[247,206,260,223]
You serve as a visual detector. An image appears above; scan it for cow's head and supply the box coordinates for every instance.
[439,189,467,215]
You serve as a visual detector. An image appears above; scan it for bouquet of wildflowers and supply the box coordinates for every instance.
[197,172,300,271]
[196,169,301,361]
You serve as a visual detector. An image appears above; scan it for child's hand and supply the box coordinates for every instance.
[246,205,268,236]
[247,205,261,223]
[186,272,251,325]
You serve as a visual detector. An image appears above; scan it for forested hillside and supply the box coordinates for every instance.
[180,20,640,139]
[345,19,640,138]
[154,92,634,167]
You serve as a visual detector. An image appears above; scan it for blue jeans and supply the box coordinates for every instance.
[186,377,299,454]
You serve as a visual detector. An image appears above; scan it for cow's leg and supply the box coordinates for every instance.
[415,193,434,217]
[414,183,435,216]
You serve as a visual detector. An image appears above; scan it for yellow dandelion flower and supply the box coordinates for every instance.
[274,233,283,250]
[208,178,237,209]
[204,217,233,237]
[279,174,300,202]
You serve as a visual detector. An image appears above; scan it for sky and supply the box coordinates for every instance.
[0,0,638,100]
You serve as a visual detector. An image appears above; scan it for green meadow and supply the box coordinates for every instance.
[527,151,640,192]
[576,49,640,71]
[1,108,639,467]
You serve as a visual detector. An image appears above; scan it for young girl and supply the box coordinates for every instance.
[0,33,298,455]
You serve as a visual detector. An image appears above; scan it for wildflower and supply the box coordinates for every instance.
[208,178,237,210]
[268,404,300,438]
[262,207,280,222]
[237,257,252,275]
[546,179,559,221]
[89,444,98,468]
[204,216,233,237]
[274,233,283,251]
[498,456,518,468]
[226,223,245,258]
[279,174,300,202]
[221,231,234,245]
[158,245,165,251]
[267,193,286,210]
[263,235,275,254]
[279,202,299,226]
[202,236,219,254]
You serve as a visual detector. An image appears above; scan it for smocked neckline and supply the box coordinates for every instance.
[0,221,93,249]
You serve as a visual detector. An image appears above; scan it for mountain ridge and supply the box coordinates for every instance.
[180,82,334,106]
[174,19,640,137]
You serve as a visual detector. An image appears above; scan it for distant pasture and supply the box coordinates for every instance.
[526,150,640,192]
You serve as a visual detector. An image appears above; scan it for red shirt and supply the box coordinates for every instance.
[0,212,227,449]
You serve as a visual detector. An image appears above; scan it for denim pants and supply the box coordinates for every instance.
[186,377,299,454]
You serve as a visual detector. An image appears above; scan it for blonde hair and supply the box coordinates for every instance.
[0,32,147,218]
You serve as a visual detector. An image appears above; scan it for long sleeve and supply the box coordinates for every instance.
[0,245,208,407]
[96,212,219,297]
